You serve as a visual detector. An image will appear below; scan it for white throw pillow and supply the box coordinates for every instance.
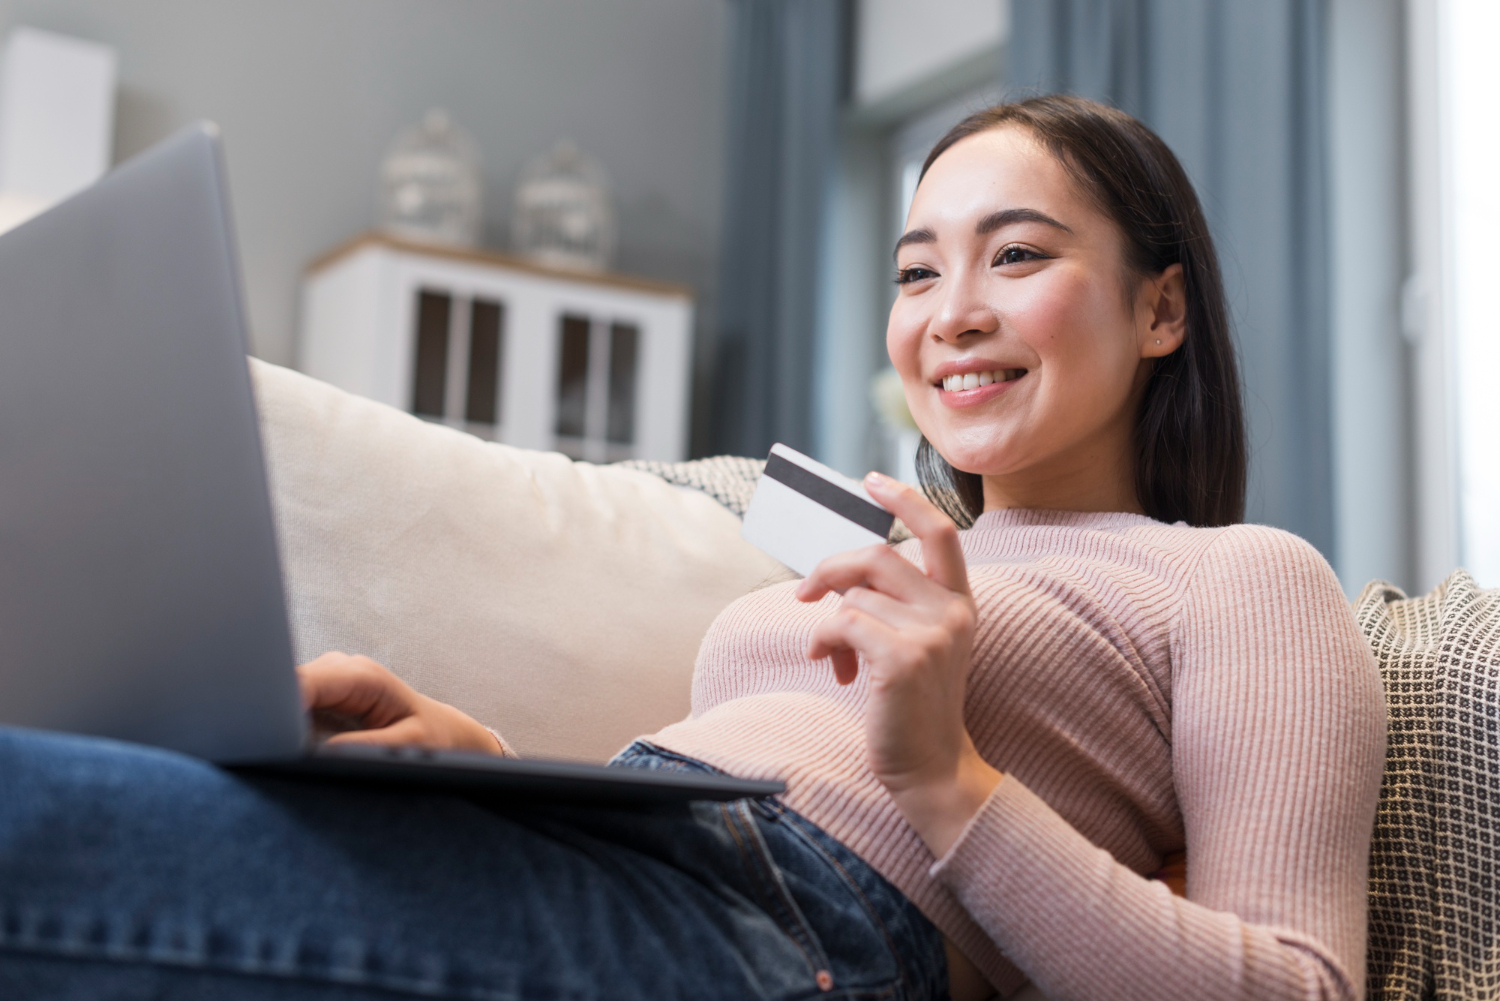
[250,359,784,762]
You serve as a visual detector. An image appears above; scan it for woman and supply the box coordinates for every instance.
[0,96,1385,1001]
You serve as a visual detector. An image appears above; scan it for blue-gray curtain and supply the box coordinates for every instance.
[1008,0,1333,557]
[710,0,846,458]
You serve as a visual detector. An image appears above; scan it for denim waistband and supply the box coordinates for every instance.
[612,740,951,1001]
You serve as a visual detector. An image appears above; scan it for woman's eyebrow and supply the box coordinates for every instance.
[975,207,1074,235]
[893,209,1074,260]
[893,227,936,256]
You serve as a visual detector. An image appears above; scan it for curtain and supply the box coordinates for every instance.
[710,0,847,458]
[1008,0,1333,557]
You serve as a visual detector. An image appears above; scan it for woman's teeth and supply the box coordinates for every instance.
[941,369,1022,392]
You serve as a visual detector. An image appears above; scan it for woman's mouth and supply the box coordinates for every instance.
[939,369,1025,392]
[936,368,1027,406]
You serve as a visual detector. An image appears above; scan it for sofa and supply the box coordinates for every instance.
[250,358,1500,1001]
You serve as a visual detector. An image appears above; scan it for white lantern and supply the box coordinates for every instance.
[378,108,482,248]
[511,140,616,273]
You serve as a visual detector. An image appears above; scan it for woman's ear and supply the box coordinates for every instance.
[1136,263,1187,358]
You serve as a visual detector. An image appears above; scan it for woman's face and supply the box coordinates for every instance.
[888,126,1180,510]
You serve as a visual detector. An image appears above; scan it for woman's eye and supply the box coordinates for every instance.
[995,245,1046,266]
[895,267,937,285]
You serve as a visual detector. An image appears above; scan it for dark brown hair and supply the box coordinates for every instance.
[912,94,1246,528]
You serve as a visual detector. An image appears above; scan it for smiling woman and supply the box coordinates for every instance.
[895,98,1245,531]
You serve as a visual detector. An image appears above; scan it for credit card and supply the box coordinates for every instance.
[740,443,895,577]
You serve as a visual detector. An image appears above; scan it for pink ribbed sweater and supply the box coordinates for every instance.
[649,509,1387,1000]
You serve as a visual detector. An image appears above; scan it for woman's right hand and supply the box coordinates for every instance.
[297,652,505,755]
[795,472,999,858]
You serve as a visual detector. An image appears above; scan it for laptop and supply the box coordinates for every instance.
[0,123,781,806]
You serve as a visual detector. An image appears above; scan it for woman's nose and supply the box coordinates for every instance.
[928,272,997,343]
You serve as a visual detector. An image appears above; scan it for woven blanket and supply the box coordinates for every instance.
[1355,571,1500,1000]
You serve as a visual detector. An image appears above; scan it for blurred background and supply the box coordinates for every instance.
[0,0,1493,597]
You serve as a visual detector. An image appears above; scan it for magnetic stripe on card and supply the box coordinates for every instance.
[763,453,894,538]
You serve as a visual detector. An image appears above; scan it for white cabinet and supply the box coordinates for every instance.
[298,232,694,461]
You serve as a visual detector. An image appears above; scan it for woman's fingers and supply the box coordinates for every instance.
[798,474,974,692]
[797,542,944,605]
[318,690,503,754]
[829,648,859,686]
[295,651,349,707]
[296,653,418,730]
[322,715,430,747]
[299,652,503,754]
[808,586,950,684]
[795,474,970,604]
[807,605,902,675]
[839,584,925,627]
[861,472,971,596]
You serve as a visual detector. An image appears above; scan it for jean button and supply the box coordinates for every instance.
[815,969,834,992]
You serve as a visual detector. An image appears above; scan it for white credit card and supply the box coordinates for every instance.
[740,443,895,577]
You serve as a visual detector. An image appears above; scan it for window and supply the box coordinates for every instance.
[1448,0,1500,584]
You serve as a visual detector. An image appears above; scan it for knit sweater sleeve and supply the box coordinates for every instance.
[930,525,1387,1001]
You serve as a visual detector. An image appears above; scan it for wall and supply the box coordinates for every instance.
[0,0,729,374]
[1445,0,1500,588]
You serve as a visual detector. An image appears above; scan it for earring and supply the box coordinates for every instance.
[1154,339,1161,345]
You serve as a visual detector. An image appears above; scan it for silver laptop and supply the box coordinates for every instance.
[0,123,779,805]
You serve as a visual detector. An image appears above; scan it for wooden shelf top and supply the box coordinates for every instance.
[305,231,694,300]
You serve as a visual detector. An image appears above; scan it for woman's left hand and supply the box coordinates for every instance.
[795,472,1002,857]
[298,652,505,755]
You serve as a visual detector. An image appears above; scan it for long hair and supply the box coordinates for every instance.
[912,95,1246,528]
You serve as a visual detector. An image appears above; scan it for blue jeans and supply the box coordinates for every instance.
[0,728,948,1000]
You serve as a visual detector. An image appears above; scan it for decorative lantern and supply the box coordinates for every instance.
[511,140,615,273]
[378,108,483,248]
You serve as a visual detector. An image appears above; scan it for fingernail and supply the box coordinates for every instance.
[864,471,888,487]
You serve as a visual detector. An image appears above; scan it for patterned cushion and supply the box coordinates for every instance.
[615,455,767,517]
[1354,571,1500,1000]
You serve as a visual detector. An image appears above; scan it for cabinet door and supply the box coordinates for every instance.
[552,312,640,462]
[407,288,506,440]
